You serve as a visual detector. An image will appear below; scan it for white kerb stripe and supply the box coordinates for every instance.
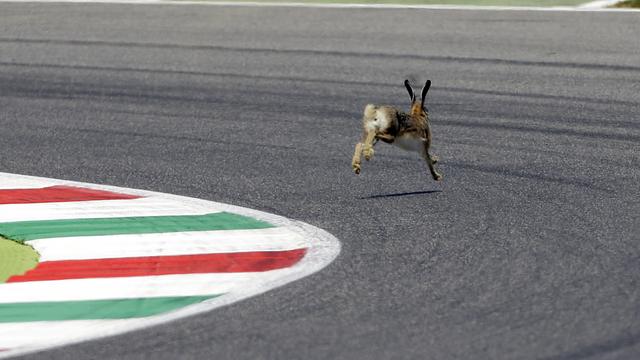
[0,269,294,303]
[0,177,55,190]
[0,319,150,349]
[29,227,308,261]
[0,196,223,222]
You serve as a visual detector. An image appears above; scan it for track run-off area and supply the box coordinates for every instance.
[0,3,639,360]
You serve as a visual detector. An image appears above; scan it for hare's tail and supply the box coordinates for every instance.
[363,104,377,119]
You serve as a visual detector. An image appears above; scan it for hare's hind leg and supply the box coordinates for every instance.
[421,141,443,181]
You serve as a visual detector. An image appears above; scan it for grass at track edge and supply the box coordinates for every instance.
[610,0,640,7]
[0,236,39,283]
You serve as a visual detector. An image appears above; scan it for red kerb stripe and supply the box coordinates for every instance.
[7,249,307,282]
[0,185,140,204]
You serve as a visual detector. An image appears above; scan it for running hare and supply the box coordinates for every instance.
[351,79,443,181]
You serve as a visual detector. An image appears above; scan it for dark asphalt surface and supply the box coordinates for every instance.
[1,4,639,359]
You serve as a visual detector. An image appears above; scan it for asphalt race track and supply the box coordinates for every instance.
[1,4,639,359]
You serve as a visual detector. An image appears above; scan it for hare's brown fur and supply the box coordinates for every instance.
[351,79,442,181]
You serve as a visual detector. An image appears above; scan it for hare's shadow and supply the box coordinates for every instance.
[360,190,442,199]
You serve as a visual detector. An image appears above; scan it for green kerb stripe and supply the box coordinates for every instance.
[0,295,220,322]
[0,212,274,242]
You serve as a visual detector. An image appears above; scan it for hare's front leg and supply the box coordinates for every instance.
[362,130,377,161]
[352,130,372,174]
[352,142,363,174]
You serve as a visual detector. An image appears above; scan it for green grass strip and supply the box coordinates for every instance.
[0,237,39,283]
[0,212,274,242]
[0,295,220,322]
[610,0,640,7]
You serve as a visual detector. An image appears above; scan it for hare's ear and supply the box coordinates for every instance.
[404,79,416,103]
[420,80,431,107]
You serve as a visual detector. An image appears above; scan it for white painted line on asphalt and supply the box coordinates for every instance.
[0,0,638,11]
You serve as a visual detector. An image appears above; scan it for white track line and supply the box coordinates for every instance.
[0,0,637,11]
[30,227,308,261]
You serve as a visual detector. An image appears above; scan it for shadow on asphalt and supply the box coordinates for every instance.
[360,190,442,199]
